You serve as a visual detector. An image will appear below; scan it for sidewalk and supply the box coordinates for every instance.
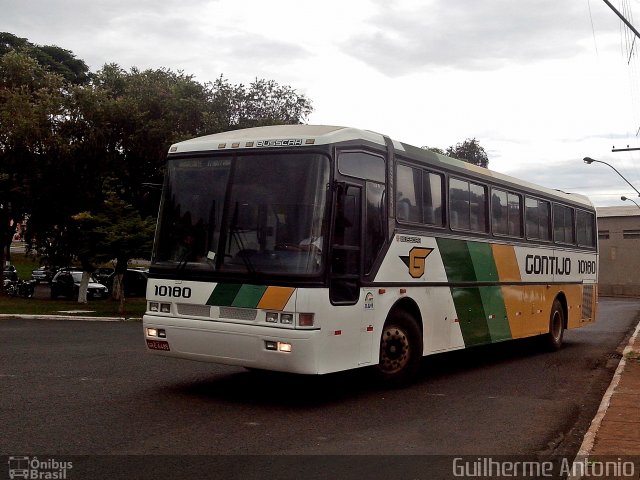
[576,318,640,457]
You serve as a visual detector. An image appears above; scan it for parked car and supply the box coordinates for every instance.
[31,265,59,284]
[107,268,148,297]
[50,269,109,300]
[93,267,115,285]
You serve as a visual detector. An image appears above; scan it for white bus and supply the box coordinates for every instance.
[143,125,598,385]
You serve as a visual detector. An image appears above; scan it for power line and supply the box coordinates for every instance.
[601,0,640,39]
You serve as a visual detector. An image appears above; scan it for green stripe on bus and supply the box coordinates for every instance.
[466,243,512,341]
[232,284,268,308]
[438,239,512,345]
[451,287,492,346]
[478,286,512,342]
[207,283,242,306]
[437,238,476,282]
[467,242,499,282]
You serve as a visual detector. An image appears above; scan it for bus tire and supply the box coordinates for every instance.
[374,310,422,387]
[543,299,565,351]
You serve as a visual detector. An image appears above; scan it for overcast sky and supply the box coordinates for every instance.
[3,0,640,206]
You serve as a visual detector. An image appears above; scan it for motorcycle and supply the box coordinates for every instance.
[3,278,36,298]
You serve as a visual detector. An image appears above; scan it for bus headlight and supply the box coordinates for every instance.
[280,313,294,324]
[149,302,159,312]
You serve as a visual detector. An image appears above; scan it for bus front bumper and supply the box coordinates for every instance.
[143,314,321,374]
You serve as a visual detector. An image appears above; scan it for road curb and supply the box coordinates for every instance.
[0,314,141,322]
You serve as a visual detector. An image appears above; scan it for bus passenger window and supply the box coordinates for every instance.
[450,178,470,230]
[449,178,487,233]
[396,165,421,223]
[470,184,486,231]
[492,189,522,237]
[577,210,596,247]
[526,197,551,241]
[508,193,522,237]
[492,189,509,235]
[423,172,444,226]
[553,204,575,244]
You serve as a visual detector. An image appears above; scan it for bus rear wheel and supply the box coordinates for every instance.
[375,311,422,387]
[543,299,565,351]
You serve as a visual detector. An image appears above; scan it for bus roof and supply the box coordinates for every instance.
[169,124,594,209]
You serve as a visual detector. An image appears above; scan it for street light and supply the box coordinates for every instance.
[583,157,640,197]
[621,195,640,210]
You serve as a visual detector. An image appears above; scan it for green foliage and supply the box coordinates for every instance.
[91,190,156,267]
[423,146,445,155]
[446,138,489,168]
[0,32,90,84]
[0,32,313,299]
[422,139,489,167]
[207,76,313,130]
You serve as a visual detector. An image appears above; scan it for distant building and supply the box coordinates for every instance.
[597,205,640,297]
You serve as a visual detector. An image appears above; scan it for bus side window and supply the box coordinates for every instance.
[577,210,596,247]
[396,164,421,222]
[424,172,444,226]
[526,197,551,241]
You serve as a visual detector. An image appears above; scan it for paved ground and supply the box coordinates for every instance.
[0,298,638,479]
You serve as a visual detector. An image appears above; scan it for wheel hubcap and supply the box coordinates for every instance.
[380,326,410,374]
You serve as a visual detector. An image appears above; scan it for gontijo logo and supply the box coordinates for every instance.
[400,247,434,279]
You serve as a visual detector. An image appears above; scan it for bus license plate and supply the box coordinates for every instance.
[146,339,170,351]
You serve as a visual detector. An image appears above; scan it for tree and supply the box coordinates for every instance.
[0,34,314,302]
[0,32,90,85]
[422,146,445,155]
[207,76,313,130]
[0,51,71,287]
[446,138,489,168]
[73,191,155,310]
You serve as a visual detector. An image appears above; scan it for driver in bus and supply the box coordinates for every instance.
[299,218,323,252]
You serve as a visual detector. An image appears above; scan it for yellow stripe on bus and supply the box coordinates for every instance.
[257,286,295,311]
[491,244,521,282]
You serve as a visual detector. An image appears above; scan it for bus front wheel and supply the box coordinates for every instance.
[543,299,565,351]
[375,311,422,387]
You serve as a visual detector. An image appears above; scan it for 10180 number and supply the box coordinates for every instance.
[154,285,192,298]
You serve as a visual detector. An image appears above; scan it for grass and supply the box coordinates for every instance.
[3,248,146,318]
[8,245,40,279]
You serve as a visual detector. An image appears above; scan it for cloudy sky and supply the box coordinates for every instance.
[3,0,640,206]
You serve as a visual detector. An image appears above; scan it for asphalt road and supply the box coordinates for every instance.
[0,297,638,479]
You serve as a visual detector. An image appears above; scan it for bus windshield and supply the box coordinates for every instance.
[152,152,330,276]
